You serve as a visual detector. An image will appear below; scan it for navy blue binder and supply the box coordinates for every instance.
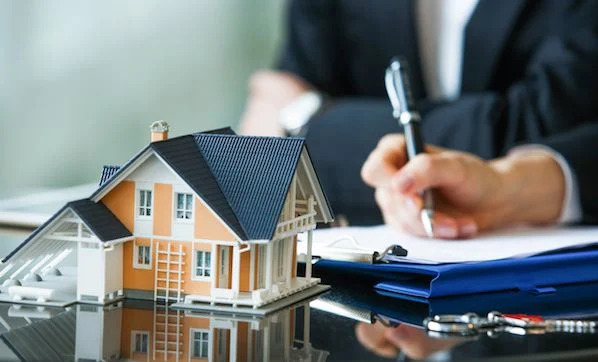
[313,245,598,298]
[323,282,598,327]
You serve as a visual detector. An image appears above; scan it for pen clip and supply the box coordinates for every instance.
[385,67,402,119]
[386,58,416,118]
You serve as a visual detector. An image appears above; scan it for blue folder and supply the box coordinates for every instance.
[324,281,598,327]
[313,245,598,298]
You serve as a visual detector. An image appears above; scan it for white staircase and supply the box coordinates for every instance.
[152,304,183,361]
[154,242,185,303]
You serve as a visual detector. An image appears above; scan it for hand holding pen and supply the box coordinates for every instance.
[360,58,568,239]
[384,58,435,237]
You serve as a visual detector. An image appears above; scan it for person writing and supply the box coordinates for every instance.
[240,0,598,232]
[360,134,571,238]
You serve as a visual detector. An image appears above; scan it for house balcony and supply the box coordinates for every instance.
[183,276,320,308]
[273,212,317,241]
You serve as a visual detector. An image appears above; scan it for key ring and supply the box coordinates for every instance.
[424,313,485,335]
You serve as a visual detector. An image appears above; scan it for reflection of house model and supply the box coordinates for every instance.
[0,299,328,361]
[0,122,333,310]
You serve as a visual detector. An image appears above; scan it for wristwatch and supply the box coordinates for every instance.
[279,91,323,136]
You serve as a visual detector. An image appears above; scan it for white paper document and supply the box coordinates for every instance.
[298,225,598,264]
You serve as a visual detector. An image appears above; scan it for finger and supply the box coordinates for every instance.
[355,323,398,358]
[454,216,479,238]
[391,153,466,194]
[375,188,402,229]
[362,134,407,187]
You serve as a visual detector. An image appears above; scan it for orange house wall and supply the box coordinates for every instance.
[121,306,212,362]
[237,322,249,362]
[100,179,284,297]
[153,183,172,236]
[123,238,212,295]
[182,316,211,362]
[101,180,135,232]
[194,196,236,241]
[121,307,153,360]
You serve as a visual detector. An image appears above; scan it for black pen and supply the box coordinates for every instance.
[385,57,435,237]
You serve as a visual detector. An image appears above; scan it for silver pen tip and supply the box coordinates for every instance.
[420,210,434,238]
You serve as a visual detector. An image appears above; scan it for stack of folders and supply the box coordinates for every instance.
[311,282,598,327]
[297,225,598,299]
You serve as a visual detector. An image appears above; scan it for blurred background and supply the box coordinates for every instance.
[0,0,285,198]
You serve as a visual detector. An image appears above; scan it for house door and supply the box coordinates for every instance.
[218,246,230,289]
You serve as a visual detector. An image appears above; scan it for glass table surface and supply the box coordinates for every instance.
[0,227,596,361]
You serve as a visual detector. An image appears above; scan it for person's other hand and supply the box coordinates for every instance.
[355,322,461,359]
[239,70,312,136]
[361,134,565,238]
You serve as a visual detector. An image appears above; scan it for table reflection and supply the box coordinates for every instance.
[0,299,328,361]
[355,321,462,360]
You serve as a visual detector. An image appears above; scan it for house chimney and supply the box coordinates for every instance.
[150,120,169,142]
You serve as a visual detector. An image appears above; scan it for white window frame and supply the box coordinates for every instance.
[189,328,211,359]
[136,185,153,220]
[133,240,152,270]
[131,330,149,355]
[192,249,212,281]
[258,245,266,289]
[174,192,194,223]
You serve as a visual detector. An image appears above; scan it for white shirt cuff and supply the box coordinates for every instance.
[509,145,582,224]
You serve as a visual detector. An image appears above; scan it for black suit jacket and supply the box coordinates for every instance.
[278,0,598,225]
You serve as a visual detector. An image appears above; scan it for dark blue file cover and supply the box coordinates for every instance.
[322,282,598,327]
[314,246,598,298]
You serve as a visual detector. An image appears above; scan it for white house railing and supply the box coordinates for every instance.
[273,196,317,240]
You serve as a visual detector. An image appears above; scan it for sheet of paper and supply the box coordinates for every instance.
[298,225,598,264]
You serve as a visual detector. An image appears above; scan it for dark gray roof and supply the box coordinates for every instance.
[99,165,120,186]
[195,134,305,240]
[3,199,131,262]
[200,127,237,135]
[89,127,329,241]
[68,199,132,241]
[0,308,75,361]
[151,136,249,239]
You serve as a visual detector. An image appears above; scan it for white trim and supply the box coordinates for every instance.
[249,245,255,290]
[232,245,240,298]
[151,151,243,243]
[210,243,217,291]
[43,235,99,243]
[136,234,238,246]
[299,148,334,223]
[131,330,150,358]
[250,239,271,245]
[188,328,211,359]
[5,207,71,262]
[133,239,152,270]
[135,185,154,220]
[104,236,134,247]
[191,248,212,282]
[173,191,195,224]
[92,148,244,242]
[91,148,154,202]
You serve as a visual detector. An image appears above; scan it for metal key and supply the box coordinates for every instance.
[425,311,597,338]
[488,311,597,335]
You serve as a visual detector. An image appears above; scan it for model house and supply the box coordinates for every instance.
[0,122,333,310]
[0,299,328,361]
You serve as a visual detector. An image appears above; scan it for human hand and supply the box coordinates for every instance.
[361,134,565,238]
[239,70,312,136]
[355,322,461,359]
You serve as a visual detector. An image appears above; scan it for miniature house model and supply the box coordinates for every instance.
[0,122,333,310]
[0,300,328,361]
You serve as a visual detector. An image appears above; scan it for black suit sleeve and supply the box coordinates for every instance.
[280,0,598,225]
[277,0,347,96]
[542,123,598,224]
